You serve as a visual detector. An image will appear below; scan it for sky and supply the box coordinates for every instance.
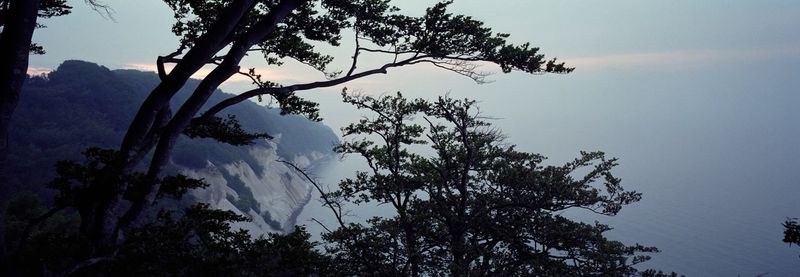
[29,0,800,275]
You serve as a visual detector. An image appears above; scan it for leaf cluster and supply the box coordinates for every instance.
[162,0,574,121]
[1,0,78,54]
[2,193,89,276]
[46,148,209,211]
[274,92,322,121]
[184,114,273,146]
[3,197,328,276]
[785,218,800,247]
[111,204,328,276]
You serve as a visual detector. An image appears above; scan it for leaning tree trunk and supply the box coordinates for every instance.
[85,0,305,255]
[77,0,259,255]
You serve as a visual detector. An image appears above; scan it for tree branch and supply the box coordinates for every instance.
[346,27,360,77]
[280,160,346,229]
[201,55,427,119]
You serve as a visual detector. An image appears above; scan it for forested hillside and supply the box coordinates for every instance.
[5,60,338,202]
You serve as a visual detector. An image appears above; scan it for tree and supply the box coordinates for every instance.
[0,0,64,167]
[322,92,663,276]
[4,92,681,276]
[4,184,330,276]
[49,0,572,259]
[0,0,93,268]
[0,0,110,164]
[785,218,800,247]
[108,205,328,277]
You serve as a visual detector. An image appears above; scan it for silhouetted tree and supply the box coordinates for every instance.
[322,93,667,276]
[108,205,328,277]
[4,179,328,276]
[3,92,683,275]
[0,0,110,164]
[0,0,111,268]
[53,0,573,259]
[785,218,800,247]
[0,0,66,169]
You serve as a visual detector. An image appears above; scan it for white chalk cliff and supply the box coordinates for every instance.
[180,140,330,236]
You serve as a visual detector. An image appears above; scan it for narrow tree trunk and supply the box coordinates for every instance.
[450,227,468,277]
[401,216,420,277]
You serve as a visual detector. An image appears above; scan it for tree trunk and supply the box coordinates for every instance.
[0,0,41,271]
[401,215,420,277]
[89,0,306,253]
[450,227,468,277]
[118,0,258,162]
[75,0,257,255]
[0,0,38,164]
[117,0,304,235]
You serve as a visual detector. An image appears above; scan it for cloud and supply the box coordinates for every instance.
[27,67,53,76]
[563,47,800,71]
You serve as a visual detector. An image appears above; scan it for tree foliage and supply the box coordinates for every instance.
[0,0,73,55]
[5,0,585,273]
[48,0,575,260]
[785,218,800,247]
[183,114,273,146]
[3,92,679,276]
[109,205,327,277]
[323,93,662,276]
[3,193,328,276]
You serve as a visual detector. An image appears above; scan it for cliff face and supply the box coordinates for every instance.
[7,60,339,234]
[181,142,326,234]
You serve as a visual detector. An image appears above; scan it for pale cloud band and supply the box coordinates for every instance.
[26,67,54,76]
[563,46,800,71]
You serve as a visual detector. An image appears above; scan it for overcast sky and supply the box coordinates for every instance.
[28,0,800,133]
[28,1,800,275]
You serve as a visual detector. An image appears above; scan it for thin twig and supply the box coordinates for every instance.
[279,160,346,229]
[346,27,360,77]
[310,218,332,233]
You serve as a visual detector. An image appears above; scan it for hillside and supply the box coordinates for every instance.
[6,60,339,233]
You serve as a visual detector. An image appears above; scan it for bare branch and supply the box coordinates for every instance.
[279,160,346,230]
[310,218,333,233]
[411,59,492,84]
[84,0,115,21]
[201,55,429,119]
[358,47,418,56]
[346,27,360,77]
[248,47,339,79]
